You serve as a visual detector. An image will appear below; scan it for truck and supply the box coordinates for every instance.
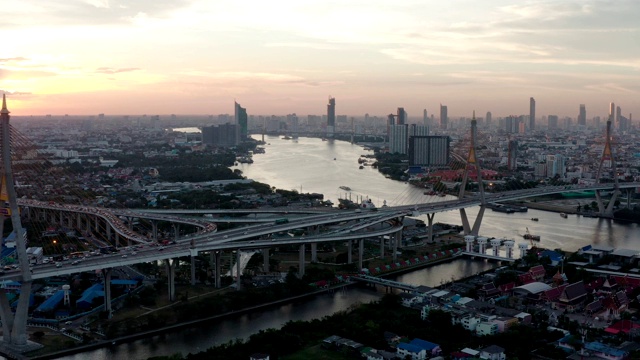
[274,218,289,225]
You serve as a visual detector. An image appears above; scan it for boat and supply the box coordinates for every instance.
[489,204,514,213]
[339,186,351,191]
[282,136,291,140]
[531,218,539,221]
[523,227,540,241]
[560,213,567,218]
[359,165,364,169]
[424,190,436,196]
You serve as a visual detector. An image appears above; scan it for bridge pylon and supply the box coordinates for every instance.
[595,119,620,218]
[0,95,39,352]
[458,112,486,235]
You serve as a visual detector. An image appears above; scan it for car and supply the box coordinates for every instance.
[131,252,137,256]
[122,255,127,258]
[71,261,79,265]
[223,235,228,239]
[55,263,62,268]
[64,321,73,325]
[158,246,165,251]
[243,232,248,235]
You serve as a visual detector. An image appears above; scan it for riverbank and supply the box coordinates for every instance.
[29,284,352,360]
[29,252,464,360]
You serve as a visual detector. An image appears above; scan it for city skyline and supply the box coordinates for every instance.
[2,0,640,117]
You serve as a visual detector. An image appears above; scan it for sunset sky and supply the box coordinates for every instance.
[2,0,640,118]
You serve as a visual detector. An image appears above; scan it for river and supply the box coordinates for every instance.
[58,135,639,360]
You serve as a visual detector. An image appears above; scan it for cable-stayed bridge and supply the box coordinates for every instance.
[0,94,634,353]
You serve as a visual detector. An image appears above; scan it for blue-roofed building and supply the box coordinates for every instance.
[539,250,564,266]
[410,338,442,357]
[397,338,442,359]
[34,290,65,316]
[397,342,425,360]
[11,293,34,309]
[76,284,104,310]
[0,280,21,290]
[583,342,628,360]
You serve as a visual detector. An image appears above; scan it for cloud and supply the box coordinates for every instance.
[0,57,29,63]
[4,0,195,27]
[0,90,32,96]
[95,67,141,74]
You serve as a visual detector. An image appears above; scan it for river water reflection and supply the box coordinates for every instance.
[59,136,638,360]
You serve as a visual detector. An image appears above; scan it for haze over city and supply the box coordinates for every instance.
[2,0,640,117]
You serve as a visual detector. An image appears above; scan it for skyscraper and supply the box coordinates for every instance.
[609,102,615,122]
[616,106,622,131]
[548,115,558,129]
[440,104,448,130]
[408,136,450,167]
[327,96,336,136]
[529,97,535,130]
[578,104,586,126]
[234,101,248,143]
[485,111,492,126]
[423,109,428,127]
[397,107,406,125]
[508,140,518,171]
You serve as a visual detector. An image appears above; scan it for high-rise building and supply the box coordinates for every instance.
[578,104,586,126]
[548,115,558,129]
[423,109,428,127]
[546,154,566,178]
[327,96,336,136]
[609,102,615,122]
[486,111,492,126]
[234,101,248,143]
[508,140,518,171]
[529,97,536,130]
[397,107,407,125]
[408,136,450,167]
[202,123,237,147]
[616,106,622,131]
[389,124,408,154]
[440,104,448,130]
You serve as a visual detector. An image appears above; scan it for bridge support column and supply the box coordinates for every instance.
[59,211,64,226]
[426,213,435,243]
[459,205,486,236]
[262,248,269,273]
[236,250,242,290]
[596,189,620,218]
[627,189,632,209]
[358,239,364,271]
[0,288,15,343]
[379,236,385,259]
[214,251,222,288]
[190,255,197,286]
[165,259,176,301]
[152,221,158,241]
[0,281,32,346]
[311,243,317,262]
[347,240,353,264]
[67,213,73,228]
[174,224,180,240]
[103,269,112,318]
[392,231,401,262]
[115,232,120,248]
[106,225,112,242]
[298,244,305,278]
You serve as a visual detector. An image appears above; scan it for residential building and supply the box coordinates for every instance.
[480,345,506,360]
[408,136,450,166]
[476,321,498,336]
